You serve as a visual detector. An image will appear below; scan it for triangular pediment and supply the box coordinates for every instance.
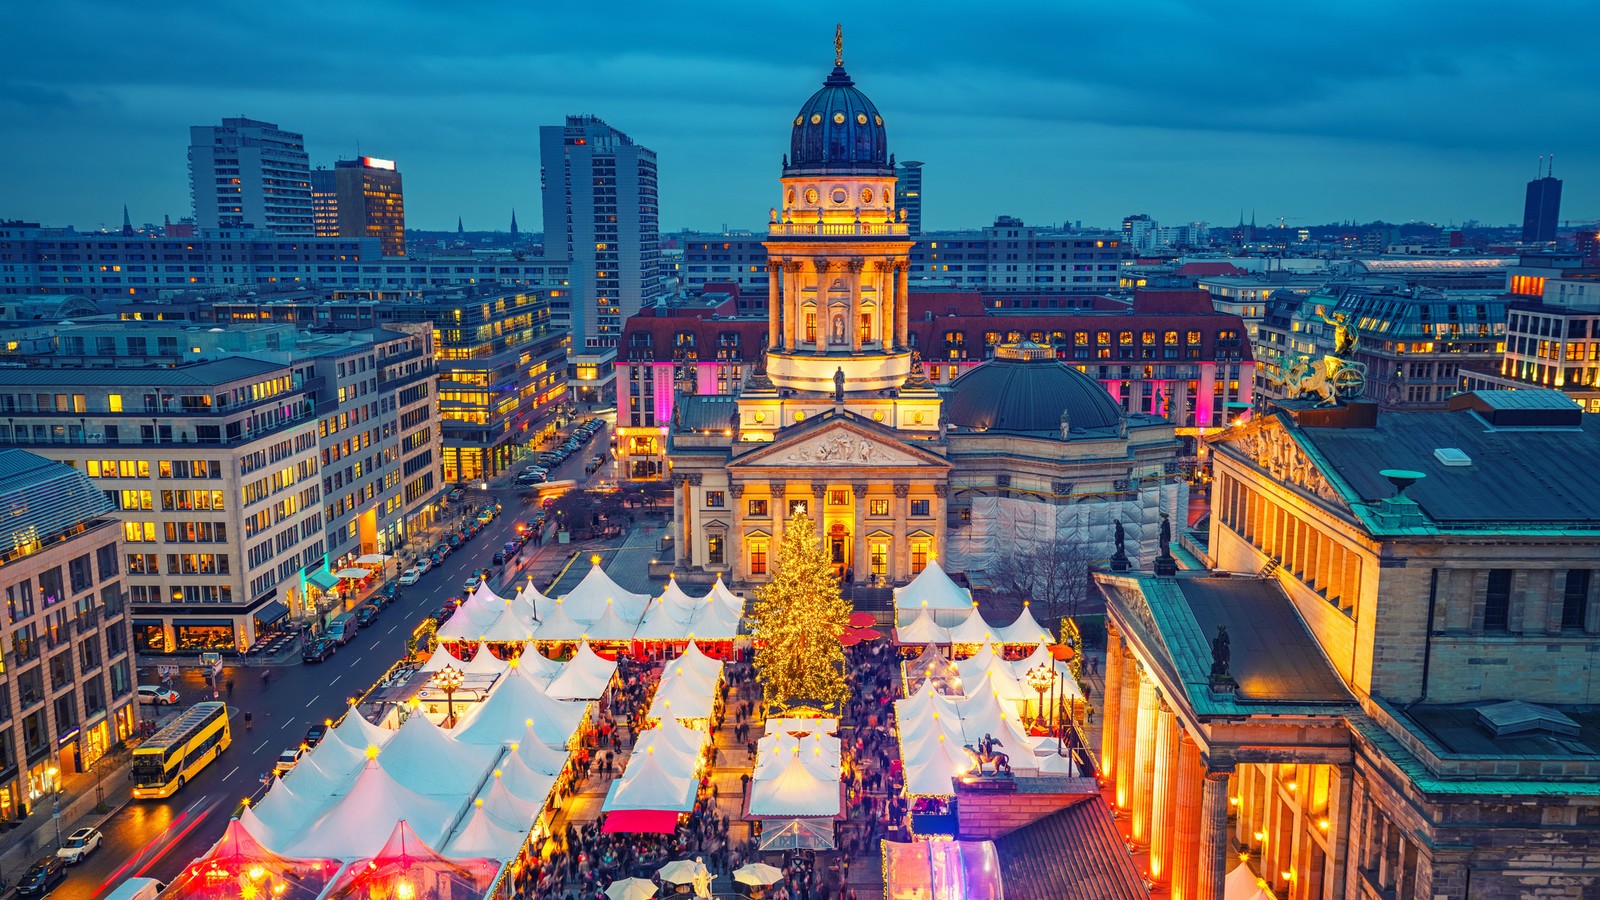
[1211,413,1351,512]
[732,416,950,471]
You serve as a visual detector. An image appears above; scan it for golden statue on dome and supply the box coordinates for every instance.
[834,24,844,67]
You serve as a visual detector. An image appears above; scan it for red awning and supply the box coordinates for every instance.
[603,810,680,834]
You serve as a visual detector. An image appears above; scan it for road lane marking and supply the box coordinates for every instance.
[252,739,269,753]
[308,694,320,707]
[387,624,398,635]
[330,674,342,685]
[223,766,238,781]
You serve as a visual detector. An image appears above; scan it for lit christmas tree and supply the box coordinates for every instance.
[749,511,852,711]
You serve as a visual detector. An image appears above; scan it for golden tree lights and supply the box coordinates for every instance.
[749,511,852,711]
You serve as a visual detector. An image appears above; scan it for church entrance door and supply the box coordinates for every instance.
[828,521,851,580]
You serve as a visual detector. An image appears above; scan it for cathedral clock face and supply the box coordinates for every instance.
[805,188,819,204]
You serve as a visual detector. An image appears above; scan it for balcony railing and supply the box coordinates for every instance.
[767,221,909,238]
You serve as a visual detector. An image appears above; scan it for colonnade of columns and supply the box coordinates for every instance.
[769,257,910,352]
[1104,621,1356,900]
[1102,620,1230,900]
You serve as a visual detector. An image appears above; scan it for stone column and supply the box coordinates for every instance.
[767,263,781,349]
[851,484,868,585]
[1170,732,1203,900]
[777,261,796,349]
[1197,767,1233,900]
[1131,672,1160,846]
[730,481,746,582]
[1149,699,1179,885]
[848,258,865,352]
[811,483,827,544]
[1101,622,1126,780]
[1114,649,1141,814]
[769,481,786,554]
[933,483,949,562]
[895,261,911,348]
[1327,765,1355,900]
[891,483,910,582]
[875,261,891,348]
[812,260,831,353]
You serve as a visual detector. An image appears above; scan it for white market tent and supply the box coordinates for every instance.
[545,641,619,700]
[464,642,512,675]
[634,729,702,775]
[1011,642,1084,701]
[1225,861,1275,900]
[515,722,578,771]
[532,599,586,642]
[763,717,838,736]
[478,607,536,643]
[584,600,641,642]
[559,562,651,626]
[512,644,565,685]
[958,687,1041,769]
[446,801,529,859]
[603,748,698,812]
[894,607,952,645]
[329,704,394,752]
[893,562,973,627]
[419,644,470,674]
[748,752,841,818]
[477,771,540,832]
[647,672,718,723]
[251,760,462,859]
[902,736,979,797]
[998,603,1053,645]
[454,668,587,749]
[498,749,559,807]
[439,585,507,640]
[947,607,998,645]
[378,713,499,797]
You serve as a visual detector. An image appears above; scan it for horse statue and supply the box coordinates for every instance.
[1272,355,1341,406]
[967,733,1013,777]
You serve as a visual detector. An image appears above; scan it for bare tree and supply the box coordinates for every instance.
[987,535,1096,635]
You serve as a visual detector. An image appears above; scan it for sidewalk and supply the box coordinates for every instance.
[0,746,138,884]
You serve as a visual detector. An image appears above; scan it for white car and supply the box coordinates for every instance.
[416,557,434,574]
[274,746,306,776]
[464,575,481,592]
[396,567,421,586]
[137,685,180,705]
[57,827,102,864]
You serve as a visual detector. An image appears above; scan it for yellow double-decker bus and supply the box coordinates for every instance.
[131,701,231,799]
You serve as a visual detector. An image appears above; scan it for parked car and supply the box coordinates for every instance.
[430,605,456,625]
[463,575,481,593]
[355,605,380,628]
[137,686,180,706]
[397,567,421,585]
[17,856,66,896]
[57,827,103,864]
[301,638,336,663]
[273,746,306,776]
[492,550,507,565]
[304,722,328,748]
[445,533,462,549]
[415,557,433,574]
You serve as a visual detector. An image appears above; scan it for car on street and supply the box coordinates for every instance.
[463,575,481,592]
[447,488,465,502]
[397,567,421,585]
[355,605,380,628]
[56,827,103,864]
[416,557,433,574]
[301,638,336,663]
[137,685,180,706]
[304,722,328,748]
[274,746,306,776]
[430,605,456,625]
[446,533,461,549]
[17,856,66,896]
[492,550,507,564]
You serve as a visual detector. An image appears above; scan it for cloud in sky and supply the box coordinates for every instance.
[1,0,1595,233]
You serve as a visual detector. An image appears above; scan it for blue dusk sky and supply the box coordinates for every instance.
[2,0,1596,234]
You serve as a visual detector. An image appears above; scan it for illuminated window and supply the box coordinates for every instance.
[870,542,888,578]
[707,536,724,566]
[910,499,929,516]
[750,540,768,576]
[869,499,889,516]
[107,394,122,413]
[829,490,849,506]
[748,499,768,517]
[911,540,930,575]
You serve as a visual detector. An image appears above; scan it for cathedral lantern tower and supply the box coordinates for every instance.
[763,26,915,394]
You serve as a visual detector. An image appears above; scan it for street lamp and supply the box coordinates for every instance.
[432,664,465,728]
[1024,663,1056,734]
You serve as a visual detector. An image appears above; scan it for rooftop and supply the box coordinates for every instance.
[0,356,287,387]
[1174,576,1353,703]
[0,449,116,560]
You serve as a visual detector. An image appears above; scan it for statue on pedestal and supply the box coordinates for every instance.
[1210,625,1231,677]
[833,366,846,403]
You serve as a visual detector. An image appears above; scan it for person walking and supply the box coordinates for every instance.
[226,678,234,699]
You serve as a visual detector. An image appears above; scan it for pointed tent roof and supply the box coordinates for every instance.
[673,640,725,682]
[419,644,469,673]
[249,776,328,838]
[584,599,640,642]
[961,663,1029,703]
[206,813,339,900]
[497,748,558,807]
[331,704,393,753]
[445,801,528,859]
[998,603,1053,645]
[648,717,710,759]
[325,820,502,900]
[532,597,586,642]
[378,713,499,797]
[947,606,998,645]
[512,645,564,683]
[955,640,1002,684]
[902,736,978,797]
[708,575,743,613]
[894,704,964,750]
[284,761,460,859]
[895,607,952,645]
[903,643,961,695]
[655,576,700,618]
[958,687,1040,766]
[455,667,586,748]
[545,641,618,700]
[464,641,512,675]
[893,560,971,612]
[689,599,745,640]
[561,561,650,625]
[748,751,841,818]
[633,600,693,641]
[438,588,506,640]
[1010,642,1084,701]
[478,606,536,643]
[1225,861,1275,900]
[515,724,574,772]
[633,728,703,774]
[647,675,718,722]
[605,748,698,812]
[476,771,540,831]
[279,741,360,803]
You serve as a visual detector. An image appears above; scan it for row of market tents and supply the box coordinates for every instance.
[438,563,745,644]
[893,561,1055,645]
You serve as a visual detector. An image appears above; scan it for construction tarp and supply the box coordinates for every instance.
[949,482,1188,574]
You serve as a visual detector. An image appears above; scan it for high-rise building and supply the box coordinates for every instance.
[0,449,140,816]
[539,116,665,404]
[895,160,923,234]
[188,117,313,236]
[1522,158,1562,244]
[309,159,406,256]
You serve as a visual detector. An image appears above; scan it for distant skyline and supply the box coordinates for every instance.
[3,1,1596,234]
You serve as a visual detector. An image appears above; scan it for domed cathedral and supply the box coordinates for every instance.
[666,29,1184,590]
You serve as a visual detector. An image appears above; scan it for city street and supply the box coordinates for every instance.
[41,415,617,900]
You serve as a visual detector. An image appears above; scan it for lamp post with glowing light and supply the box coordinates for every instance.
[1025,663,1056,735]
[432,664,465,728]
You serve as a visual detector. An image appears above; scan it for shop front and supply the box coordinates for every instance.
[173,618,235,652]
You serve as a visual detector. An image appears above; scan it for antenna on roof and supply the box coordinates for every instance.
[1549,153,1555,177]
